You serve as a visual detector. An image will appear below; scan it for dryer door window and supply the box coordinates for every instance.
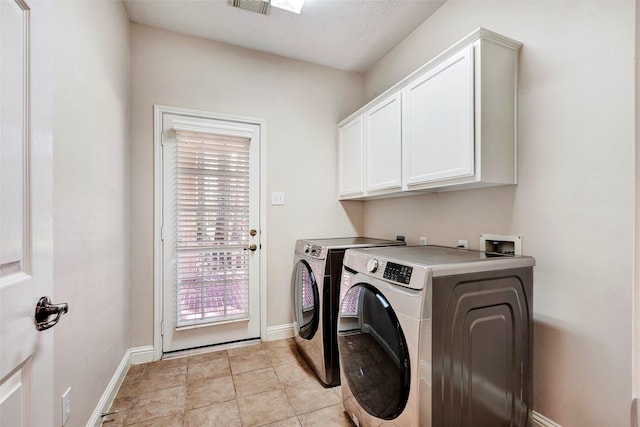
[338,283,410,420]
[294,260,319,339]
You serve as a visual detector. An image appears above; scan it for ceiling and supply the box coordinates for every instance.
[123,0,446,73]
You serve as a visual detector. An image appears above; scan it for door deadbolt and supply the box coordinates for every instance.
[250,229,257,236]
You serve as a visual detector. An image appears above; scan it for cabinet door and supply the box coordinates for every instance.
[365,92,402,192]
[403,45,474,186]
[338,116,364,197]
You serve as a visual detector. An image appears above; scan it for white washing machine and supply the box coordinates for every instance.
[338,245,534,426]
[292,237,404,386]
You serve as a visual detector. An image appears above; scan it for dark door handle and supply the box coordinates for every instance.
[34,296,68,331]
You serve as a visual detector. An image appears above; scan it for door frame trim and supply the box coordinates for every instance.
[152,104,267,361]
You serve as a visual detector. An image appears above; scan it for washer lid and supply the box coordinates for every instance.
[343,245,535,290]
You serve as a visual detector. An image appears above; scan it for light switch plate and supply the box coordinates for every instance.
[271,192,285,206]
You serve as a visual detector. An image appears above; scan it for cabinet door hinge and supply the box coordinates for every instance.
[160,226,165,241]
[160,321,165,336]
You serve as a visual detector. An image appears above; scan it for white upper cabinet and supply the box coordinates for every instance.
[365,92,402,194]
[337,28,522,200]
[338,115,364,197]
[403,46,474,187]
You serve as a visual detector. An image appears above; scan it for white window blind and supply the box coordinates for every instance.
[174,129,251,327]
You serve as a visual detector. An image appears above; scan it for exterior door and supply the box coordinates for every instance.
[160,111,261,353]
[1,0,55,425]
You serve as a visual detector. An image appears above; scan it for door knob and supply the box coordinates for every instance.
[244,244,257,252]
[34,296,68,331]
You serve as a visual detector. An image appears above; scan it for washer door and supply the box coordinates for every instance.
[338,283,410,420]
[293,260,319,339]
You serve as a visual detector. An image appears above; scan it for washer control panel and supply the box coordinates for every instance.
[383,262,413,285]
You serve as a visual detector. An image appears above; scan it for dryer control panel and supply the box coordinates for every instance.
[383,262,413,285]
[303,244,325,258]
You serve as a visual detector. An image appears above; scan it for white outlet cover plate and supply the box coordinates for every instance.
[62,387,71,425]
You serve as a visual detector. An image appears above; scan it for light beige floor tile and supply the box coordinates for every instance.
[226,342,264,356]
[137,365,187,394]
[298,404,353,427]
[263,338,296,350]
[186,375,236,410]
[116,341,351,427]
[145,357,188,373]
[238,389,296,427]
[124,385,186,425]
[127,364,146,377]
[125,412,184,427]
[233,367,282,397]
[183,400,242,427]
[273,360,319,388]
[285,381,342,415]
[229,349,272,374]
[116,374,142,399]
[264,417,302,427]
[187,349,228,365]
[187,357,231,383]
[105,395,135,426]
[268,345,302,366]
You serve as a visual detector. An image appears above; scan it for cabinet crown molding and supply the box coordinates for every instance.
[339,27,521,127]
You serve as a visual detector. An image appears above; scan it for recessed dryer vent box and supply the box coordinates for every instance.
[480,234,522,257]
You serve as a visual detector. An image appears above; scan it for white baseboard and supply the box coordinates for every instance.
[129,345,154,365]
[265,323,294,341]
[531,410,562,427]
[85,349,131,427]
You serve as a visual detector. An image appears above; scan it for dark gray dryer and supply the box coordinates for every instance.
[291,237,404,386]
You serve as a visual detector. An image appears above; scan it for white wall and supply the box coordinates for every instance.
[52,1,130,425]
[362,1,635,426]
[129,24,364,346]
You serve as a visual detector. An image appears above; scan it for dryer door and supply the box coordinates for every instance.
[293,259,319,339]
[338,283,410,420]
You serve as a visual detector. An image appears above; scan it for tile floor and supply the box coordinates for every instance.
[103,338,354,427]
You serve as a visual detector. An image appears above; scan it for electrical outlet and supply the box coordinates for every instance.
[62,387,71,426]
[457,239,468,249]
[419,236,428,246]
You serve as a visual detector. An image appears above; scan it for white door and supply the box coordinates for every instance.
[160,111,261,353]
[1,0,55,426]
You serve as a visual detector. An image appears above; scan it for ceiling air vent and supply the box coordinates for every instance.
[228,0,271,15]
